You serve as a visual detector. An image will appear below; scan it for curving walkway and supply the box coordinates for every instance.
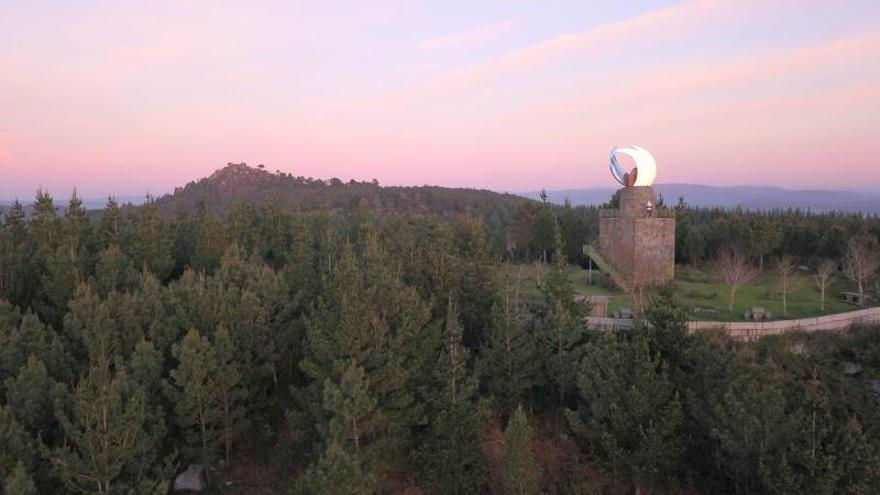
[586,307,880,341]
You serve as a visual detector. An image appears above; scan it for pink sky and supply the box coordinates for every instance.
[1,0,879,199]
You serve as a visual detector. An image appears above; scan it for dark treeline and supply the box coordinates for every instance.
[1,189,880,493]
[515,195,880,269]
[672,199,880,268]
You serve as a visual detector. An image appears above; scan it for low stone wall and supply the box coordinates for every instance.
[585,316,635,331]
[586,308,880,341]
[687,308,880,341]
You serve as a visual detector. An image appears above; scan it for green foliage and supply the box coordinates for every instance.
[479,285,537,413]
[534,230,589,407]
[4,461,37,495]
[298,234,426,475]
[2,176,880,493]
[191,204,227,274]
[295,362,379,494]
[568,328,683,492]
[4,356,66,437]
[502,406,541,495]
[52,358,160,494]
[293,442,374,495]
[417,298,486,493]
[0,201,29,307]
[130,198,174,281]
[0,407,34,484]
[168,328,225,463]
[0,310,68,395]
[94,244,137,296]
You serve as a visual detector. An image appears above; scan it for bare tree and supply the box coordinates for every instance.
[716,247,759,311]
[815,259,837,312]
[777,254,797,318]
[843,239,880,306]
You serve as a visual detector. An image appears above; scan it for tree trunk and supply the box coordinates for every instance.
[728,286,736,311]
[782,288,787,318]
[224,396,231,463]
[557,330,564,406]
[820,284,826,311]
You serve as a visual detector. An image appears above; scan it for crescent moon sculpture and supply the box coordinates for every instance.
[609,146,657,187]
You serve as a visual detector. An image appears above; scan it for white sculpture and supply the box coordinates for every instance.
[609,146,657,187]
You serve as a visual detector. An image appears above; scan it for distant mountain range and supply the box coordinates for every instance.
[4,177,880,217]
[524,184,880,214]
[0,196,147,216]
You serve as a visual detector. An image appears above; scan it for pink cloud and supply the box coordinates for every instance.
[391,0,733,103]
[418,18,520,51]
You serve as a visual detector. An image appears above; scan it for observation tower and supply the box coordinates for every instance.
[587,146,675,291]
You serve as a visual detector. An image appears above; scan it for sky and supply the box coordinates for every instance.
[1,0,879,199]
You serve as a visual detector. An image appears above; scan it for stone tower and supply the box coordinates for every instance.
[597,186,675,289]
[591,146,675,290]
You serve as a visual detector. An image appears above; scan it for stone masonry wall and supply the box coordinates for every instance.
[597,186,675,288]
[687,307,880,342]
[598,217,635,283]
[633,217,675,285]
[587,307,880,341]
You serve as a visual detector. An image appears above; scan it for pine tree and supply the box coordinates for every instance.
[0,310,68,392]
[28,190,63,325]
[299,240,420,474]
[294,442,374,495]
[502,405,541,495]
[52,358,158,494]
[191,204,227,274]
[4,356,66,437]
[641,284,689,370]
[535,229,588,407]
[169,328,223,464]
[567,328,683,492]
[213,326,247,462]
[451,215,500,350]
[297,360,378,494]
[40,192,94,323]
[125,339,170,486]
[418,297,486,493]
[104,290,145,360]
[709,364,795,494]
[134,272,178,361]
[4,461,37,495]
[0,303,22,400]
[762,369,880,494]
[531,197,556,263]
[323,361,377,459]
[227,201,261,257]
[94,244,137,296]
[131,198,173,281]
[98,196,125,249]
[0,200,29,306]
[479,270,537,413]
[63,284,116,372]
[0,407,34,484]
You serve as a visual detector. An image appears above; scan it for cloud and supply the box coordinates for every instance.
[506,28,880,121]
[418,18,519,51]
[379,0,733,108]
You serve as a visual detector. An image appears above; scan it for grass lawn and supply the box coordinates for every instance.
[672,265,857,321]
[506,262,872,321]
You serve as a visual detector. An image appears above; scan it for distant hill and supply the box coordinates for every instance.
[0,165,531,221]
[149,163,531,222]
[526,184,880,214]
